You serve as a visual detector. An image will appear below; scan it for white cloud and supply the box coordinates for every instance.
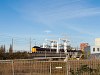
[44,30,51,34]
[36,7,100,23]
[10,0,100,37]
[67,25,96,36]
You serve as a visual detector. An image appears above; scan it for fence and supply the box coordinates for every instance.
[0,59,100,75]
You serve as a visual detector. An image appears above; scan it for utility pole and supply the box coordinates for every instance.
[30,37,32,53]
[12,38,14,51]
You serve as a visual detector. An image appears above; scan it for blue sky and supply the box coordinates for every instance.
[0,0,100,51]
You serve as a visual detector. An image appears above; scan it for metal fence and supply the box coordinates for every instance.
[0,59,100,75]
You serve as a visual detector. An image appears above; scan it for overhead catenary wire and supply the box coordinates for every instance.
[0,34,37,52]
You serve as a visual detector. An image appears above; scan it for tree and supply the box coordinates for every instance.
[9,44,13,54]
[3,45,5,53]
[8,44,13,59]
[0,45,5,59]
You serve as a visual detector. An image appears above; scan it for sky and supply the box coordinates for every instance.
[0,0,100,51]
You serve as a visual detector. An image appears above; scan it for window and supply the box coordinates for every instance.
[93,48,95,52]
[97,48,99,51]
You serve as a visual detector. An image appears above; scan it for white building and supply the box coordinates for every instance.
[91,38,100,54]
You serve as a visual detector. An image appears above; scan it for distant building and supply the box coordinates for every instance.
[80,43,89,51]
[95,38,100,46]
[91,38,100,54]
[80,43,90,59]
[84,46,90,52]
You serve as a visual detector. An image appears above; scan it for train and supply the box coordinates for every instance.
[32,46,60,53]
[32,46,81,53]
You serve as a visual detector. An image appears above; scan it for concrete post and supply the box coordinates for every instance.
[12,60,14,75]
[50,61,51,75]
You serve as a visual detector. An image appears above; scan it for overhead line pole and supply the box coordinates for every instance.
[30,37,32,53]
[12,38,14,52]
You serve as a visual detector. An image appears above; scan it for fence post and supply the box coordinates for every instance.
[12,60,14,75]
[66,61,70,75]
[50,61,51,75]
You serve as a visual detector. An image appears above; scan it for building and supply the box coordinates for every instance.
[80,43,90,59]
[91,46,100,54]
[80,43,89,51]
[95,38,100,46]
[91,38,100,54]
